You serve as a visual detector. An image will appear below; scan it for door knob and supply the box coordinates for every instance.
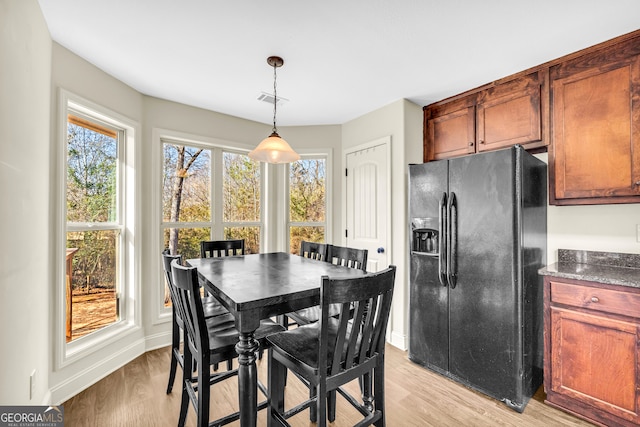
[377,247,385,253]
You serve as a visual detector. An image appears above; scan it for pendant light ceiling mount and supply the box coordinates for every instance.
[266,55,284,68]
[248,56,300,164]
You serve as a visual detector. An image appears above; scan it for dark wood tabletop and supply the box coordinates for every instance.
[186,252,367,427]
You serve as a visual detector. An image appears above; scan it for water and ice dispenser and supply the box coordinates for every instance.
[411,217,439,255]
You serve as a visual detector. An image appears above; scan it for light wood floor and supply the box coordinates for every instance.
[62,344,594,426]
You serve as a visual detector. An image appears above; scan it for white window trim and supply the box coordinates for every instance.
[54,89,141,369]
[150,128,261,326]
[282,148,333,251]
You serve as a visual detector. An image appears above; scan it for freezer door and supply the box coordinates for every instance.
[408,161,450,372]
[446,148,522,402]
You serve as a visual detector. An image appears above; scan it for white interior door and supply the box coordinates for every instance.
[345,139,389,272]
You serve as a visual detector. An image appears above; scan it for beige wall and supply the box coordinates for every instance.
[535,153,640,263]
[342,99,423,350]
[0,0,52,404]
[48,43,146,404]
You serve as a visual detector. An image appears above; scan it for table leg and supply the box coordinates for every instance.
[236,331,258,427]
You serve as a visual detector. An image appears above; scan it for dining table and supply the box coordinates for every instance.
[187,251,368,427]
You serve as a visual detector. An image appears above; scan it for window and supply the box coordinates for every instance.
[288,156,327,254]
[162,143,212,260]
[65,114,122,342]
[57,91,138,366]
[160,140,262,305]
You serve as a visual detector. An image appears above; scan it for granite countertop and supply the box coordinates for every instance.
[539,249,640,288]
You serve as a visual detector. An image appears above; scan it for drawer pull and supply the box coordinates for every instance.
[591,296,599,303]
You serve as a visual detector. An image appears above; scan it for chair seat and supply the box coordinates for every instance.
[204,315,285,359]
[202,296,229,318]
[285,304,341,326]
[266,320,353,372]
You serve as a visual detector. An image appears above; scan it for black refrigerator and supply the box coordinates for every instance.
[408,145,547,412]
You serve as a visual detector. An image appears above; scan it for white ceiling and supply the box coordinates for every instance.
[37,0,640,126]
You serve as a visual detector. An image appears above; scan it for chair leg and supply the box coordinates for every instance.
[310,387,317,422]
[178,346,192,427]
[267,350,286,423]
[328,390,337,422]
[167,315,180,394]
[197,354,210,427]
[317,382,328,427]
[373,359,386,427]
[361,371,373,412]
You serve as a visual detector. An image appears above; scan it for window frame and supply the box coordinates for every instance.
[285,150,332,253]
[151,129,263,324]
[55,89,140,369]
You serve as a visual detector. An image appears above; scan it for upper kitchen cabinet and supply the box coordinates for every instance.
[549,34,640,205]
[424,95,476,161]
[423,70,548,162]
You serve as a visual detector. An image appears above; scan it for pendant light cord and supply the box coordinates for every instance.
[272,63,278,134]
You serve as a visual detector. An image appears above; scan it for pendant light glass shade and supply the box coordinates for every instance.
[248,131,300,163]
[249,56,299,164]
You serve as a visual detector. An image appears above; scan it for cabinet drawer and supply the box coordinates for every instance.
[550,280,640,318]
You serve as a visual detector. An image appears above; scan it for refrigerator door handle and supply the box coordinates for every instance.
[438,192,448,287]
[447,192,458,289]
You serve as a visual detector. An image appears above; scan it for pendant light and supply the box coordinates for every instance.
[248,56,300,164]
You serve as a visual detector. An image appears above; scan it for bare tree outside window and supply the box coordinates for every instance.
[162,144,210,260]
[160,145,262,305]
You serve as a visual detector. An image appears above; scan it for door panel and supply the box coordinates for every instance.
[346,143,388,272]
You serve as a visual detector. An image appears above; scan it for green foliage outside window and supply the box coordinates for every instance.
[289,159,326,254]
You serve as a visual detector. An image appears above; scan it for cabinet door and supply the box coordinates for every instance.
[550,306,640,424]
[425,104,475,161]
[476,72,546,152]
[551,54,640,203]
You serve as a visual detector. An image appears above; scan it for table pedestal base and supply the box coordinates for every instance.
[236,332,258,427]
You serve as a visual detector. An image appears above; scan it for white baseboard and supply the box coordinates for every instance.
[49,339,146,405]
[145,330,172,352]
[389,330,407,350]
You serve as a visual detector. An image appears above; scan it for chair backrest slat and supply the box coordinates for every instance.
[200,239,245,258]
[299,241,328,261]
[326,244,368,272]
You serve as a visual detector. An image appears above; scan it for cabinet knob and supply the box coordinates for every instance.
[590,296,599,303]
[635,181,640,186]
[468,142,474,147]
[479,140,485,145]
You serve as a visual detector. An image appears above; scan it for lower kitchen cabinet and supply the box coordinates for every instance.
[544,276,640,426]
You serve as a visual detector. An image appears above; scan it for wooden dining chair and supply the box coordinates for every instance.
[299,240,328,261]
[280,241,329,329]
[199,239,247,367]
[287,245,368,327]
[162,250,230,394]
[170,259,285,427]
[267,266,397,427]
[200,239,245,258]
